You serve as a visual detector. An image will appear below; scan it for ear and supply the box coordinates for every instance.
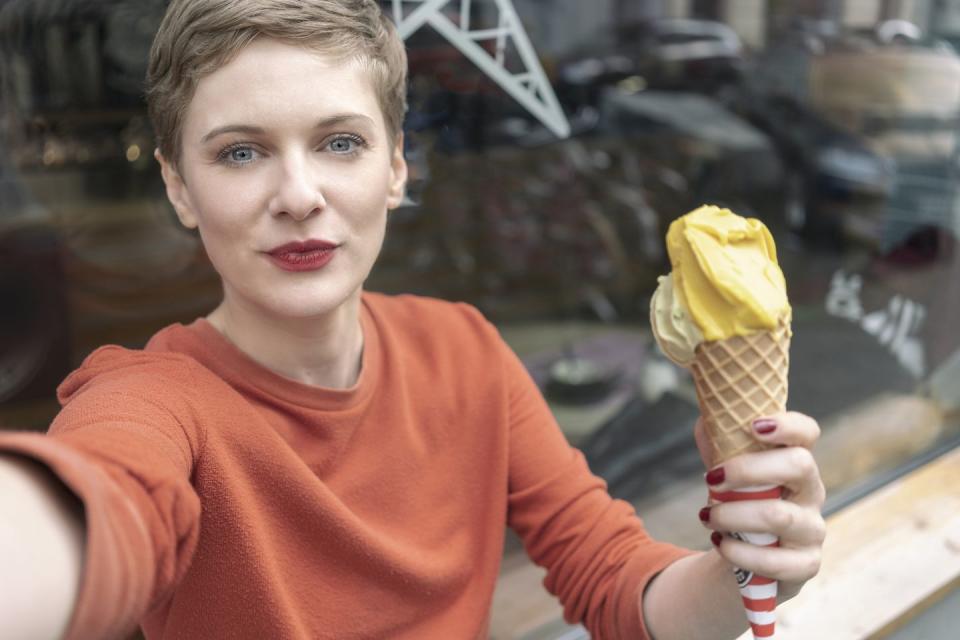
[385,133,408,211]
[155,148,199,229]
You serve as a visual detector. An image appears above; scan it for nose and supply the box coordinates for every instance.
[268,154,326,221]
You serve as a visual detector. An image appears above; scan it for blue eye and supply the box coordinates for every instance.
[229,147,256,163]
[217,144,259,166]
[328,135,364,154]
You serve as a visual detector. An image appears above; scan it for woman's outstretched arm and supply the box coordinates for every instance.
[0,454,85,640]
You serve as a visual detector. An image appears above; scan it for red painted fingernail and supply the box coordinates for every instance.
[705,467,725,485]
[698,507,711,523]
[754,419,777,435]
[711,531,723,547]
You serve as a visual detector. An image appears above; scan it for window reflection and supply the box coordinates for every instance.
[3,3,960,638]
[1,0,959,574]
[0,0,221,426]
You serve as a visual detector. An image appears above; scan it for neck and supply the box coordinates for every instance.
[206,290,365,389]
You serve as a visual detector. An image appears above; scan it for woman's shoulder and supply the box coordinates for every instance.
[362,291,507,359]
[363,291,495,335]
[56,326,222,408]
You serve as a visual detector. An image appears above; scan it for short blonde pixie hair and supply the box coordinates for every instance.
[146,0,408,169]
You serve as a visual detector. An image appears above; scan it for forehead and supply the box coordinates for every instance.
[184,38,385,137]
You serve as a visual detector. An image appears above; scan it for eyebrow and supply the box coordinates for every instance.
[200,113,376,143]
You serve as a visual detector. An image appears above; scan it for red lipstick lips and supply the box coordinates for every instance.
[266,239,338,272]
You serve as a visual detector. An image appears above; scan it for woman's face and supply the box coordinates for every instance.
[158,38,407,321]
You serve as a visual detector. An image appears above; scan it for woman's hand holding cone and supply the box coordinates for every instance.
[696,412,827,601]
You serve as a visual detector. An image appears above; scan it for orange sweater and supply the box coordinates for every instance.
[0,293,691,639]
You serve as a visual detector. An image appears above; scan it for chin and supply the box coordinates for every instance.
[256,283,362,320]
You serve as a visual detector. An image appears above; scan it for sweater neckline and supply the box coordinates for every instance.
[181,299,380,411]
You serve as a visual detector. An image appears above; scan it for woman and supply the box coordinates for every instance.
[0,1,825,638]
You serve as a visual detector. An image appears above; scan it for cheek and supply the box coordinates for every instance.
[191,196,263,278]
[191,175,264,235]
[332,163,394,225]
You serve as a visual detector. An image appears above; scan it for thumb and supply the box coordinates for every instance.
[693,417,715,469]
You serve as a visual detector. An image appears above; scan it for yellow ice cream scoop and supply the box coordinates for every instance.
[665,205,790,342]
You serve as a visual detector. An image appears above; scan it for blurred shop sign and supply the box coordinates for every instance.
[391,0,571,138]
[826,270,926,378]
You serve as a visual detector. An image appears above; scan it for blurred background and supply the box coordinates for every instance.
[2,1,959,638]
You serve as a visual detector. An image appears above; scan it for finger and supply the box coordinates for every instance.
[700,500,827,547]
[750,411,821,449]
[706,447,826,507]
[713,534,822,584]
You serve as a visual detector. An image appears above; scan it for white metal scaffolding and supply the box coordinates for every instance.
[391,0,571,138]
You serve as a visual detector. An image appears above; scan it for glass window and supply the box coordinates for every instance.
[2,1,959,638]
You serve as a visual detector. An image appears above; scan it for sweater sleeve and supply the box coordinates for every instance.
[500,338,694,640]
[0,356,204,640]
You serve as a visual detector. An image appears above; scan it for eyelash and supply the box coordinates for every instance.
[215,143,259,166]
[215,134,368,167]
[327,134,367,155]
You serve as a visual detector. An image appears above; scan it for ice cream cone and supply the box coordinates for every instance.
[692,317,790,640]
[650,205,794,639]
[689,317,790,468]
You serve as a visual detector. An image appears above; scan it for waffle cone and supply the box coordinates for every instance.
[690,318,791,467]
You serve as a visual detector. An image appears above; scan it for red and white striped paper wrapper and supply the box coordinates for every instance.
[709,483,783,640]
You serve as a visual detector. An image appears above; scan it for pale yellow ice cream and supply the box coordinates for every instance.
[650,273,703,365]
[652,205,790,350]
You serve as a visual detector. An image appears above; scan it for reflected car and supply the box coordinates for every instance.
[735,24,960,254]
[558,18,744,108]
